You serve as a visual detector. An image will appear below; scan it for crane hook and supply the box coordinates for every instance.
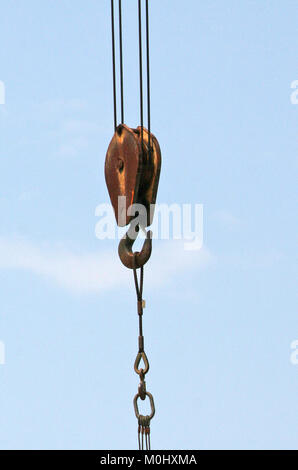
[118,224,152,269]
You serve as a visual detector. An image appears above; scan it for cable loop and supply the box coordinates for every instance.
[134,351,149,376]
[133,391,155,421]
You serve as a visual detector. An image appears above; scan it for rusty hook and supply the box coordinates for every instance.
[118,224,152,269]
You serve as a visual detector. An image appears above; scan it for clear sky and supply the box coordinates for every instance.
[0,0,297,450]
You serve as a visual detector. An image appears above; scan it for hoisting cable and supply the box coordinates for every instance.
[138,0,144,149]
[145,0,151,158]
[110,0,117,131]
[118,0,124,124]
[132,252,155,450]
[110,0,125,128]
[133,0,155,450]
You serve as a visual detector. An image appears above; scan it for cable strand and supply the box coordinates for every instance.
[118,0,124,124]
[110,0,117,131]
[138,0,144,150]
[145,0,151,153]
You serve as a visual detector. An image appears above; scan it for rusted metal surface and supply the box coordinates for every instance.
[133,391,155,421]
[118,228,152,269]
[136,126,161,226]
[105,124,140,226]
[105,124,161,227]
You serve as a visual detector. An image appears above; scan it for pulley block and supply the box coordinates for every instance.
[105,124,161,227]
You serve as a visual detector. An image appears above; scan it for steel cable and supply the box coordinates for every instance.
[118,0,124,124]
[145,0,151,154]
[110,0,117,130]
[138,0,144,149]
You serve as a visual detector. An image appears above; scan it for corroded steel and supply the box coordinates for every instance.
[105,124,161,227]
[133,391,155,421]
[118,228,152,269]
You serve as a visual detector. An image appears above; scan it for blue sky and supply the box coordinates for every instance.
[0,0,297,450]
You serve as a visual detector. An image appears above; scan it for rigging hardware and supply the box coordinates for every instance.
[106,0,161,449]
[105,124,161,228]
